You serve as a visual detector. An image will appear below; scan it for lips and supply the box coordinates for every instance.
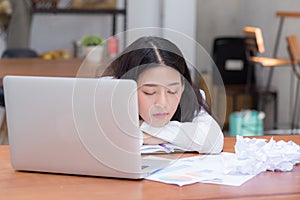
[152,113,169,119]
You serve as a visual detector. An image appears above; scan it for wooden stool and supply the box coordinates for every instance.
[243,26,291,129]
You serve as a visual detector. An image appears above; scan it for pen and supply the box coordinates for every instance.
[159,143,174,153]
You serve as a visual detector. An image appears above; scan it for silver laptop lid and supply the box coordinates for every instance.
[4,76,144,179]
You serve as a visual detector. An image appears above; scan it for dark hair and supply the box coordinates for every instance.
[105,36,210,122]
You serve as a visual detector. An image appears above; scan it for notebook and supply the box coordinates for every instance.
[4,76,171,179]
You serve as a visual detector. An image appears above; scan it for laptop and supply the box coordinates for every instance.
[4,76,171,179]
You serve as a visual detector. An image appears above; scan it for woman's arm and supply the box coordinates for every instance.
[140,110,224,154]
[143,133,166,145]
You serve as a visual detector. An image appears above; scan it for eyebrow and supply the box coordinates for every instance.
[142,82,180,87]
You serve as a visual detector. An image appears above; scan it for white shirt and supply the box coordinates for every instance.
[102,77,224,153]
[140,91,224,154]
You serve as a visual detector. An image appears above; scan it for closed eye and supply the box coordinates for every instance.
[167,90,178,94]
[143,91,155,95]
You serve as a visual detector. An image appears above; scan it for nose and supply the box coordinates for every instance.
[155,92,168,108]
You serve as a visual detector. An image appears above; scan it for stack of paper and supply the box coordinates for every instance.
[145,136,300,187]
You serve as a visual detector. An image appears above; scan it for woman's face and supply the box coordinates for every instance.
[137,66,184,127]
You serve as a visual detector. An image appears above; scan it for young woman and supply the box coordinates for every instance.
[100,36,224,154]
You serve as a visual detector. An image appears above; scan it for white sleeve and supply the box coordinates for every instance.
[140,90,224,154]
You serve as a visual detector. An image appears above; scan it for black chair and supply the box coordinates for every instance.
[0,48,39,107]
[1,48,38,58]
[212,37,278,129]
[212,37,255,109]
[0,89,4,108]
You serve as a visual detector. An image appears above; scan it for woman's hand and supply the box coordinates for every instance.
[140,120,166,144]
[143,133,166,145]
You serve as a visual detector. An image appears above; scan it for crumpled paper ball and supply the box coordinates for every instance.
[222,136,300,175]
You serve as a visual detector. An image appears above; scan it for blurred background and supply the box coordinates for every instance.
[1,0,300,139]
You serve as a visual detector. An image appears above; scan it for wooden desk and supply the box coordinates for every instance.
[1,135,300,200]
[0,58,82,78]
[0,58,104,86]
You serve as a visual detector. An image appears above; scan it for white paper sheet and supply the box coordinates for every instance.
[145,153,256,186]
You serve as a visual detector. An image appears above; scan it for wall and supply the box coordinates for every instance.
[163,0,196,65]
[196,0,300,129]
[30,0,196,59]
